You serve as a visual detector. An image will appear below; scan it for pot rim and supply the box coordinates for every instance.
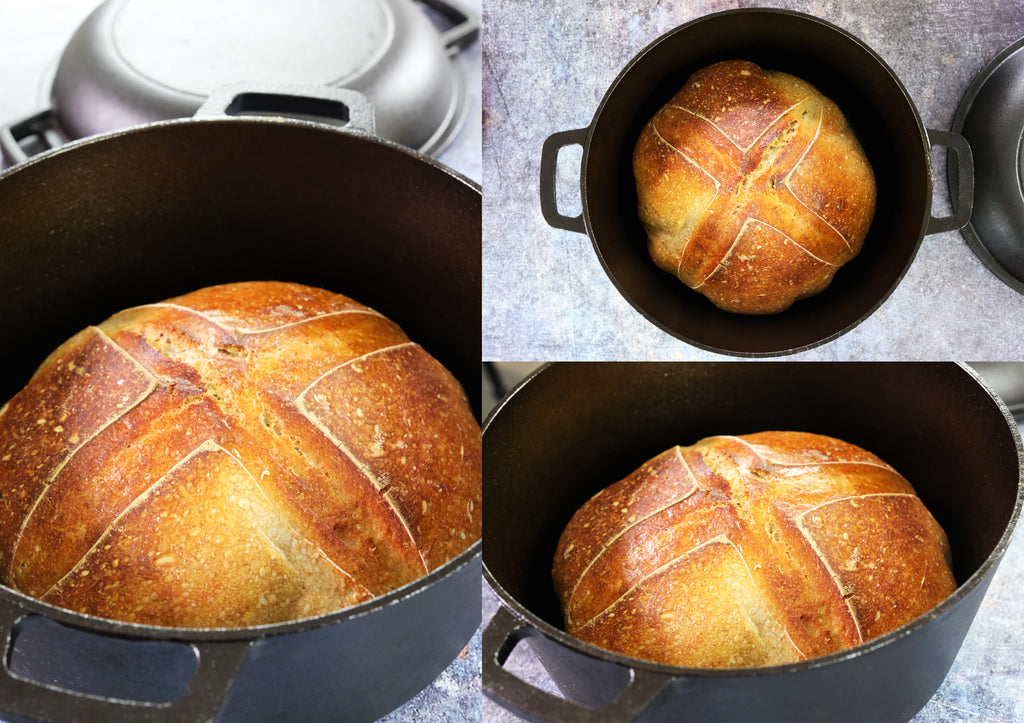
[482,361,1024,679]
[0,539,481,642]
[950,34,1024,294]
[0,111,481,194]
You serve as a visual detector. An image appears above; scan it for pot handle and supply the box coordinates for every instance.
[540,128,588,234]
[926,128,974,235]
[419,0,480,51]
[483,605,671,722]
[195,83,377,138]
[0,109,63,167]
[0,605,252,723]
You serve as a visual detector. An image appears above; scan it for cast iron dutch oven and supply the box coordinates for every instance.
[540,9,974,356]
[483,362,1023,722]
[950,35,1024,294]
[0,88,481,722]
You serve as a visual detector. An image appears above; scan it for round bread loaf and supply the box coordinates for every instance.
[0,281,481,627]
[633,60,877,314]
[553,432,956,668]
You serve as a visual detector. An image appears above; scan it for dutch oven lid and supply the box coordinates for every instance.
[952,36,1024,293]
[43,0,477,156]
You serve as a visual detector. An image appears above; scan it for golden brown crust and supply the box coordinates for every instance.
[0,281,481,627]
[552,432,955,668]
[633,60,877,314]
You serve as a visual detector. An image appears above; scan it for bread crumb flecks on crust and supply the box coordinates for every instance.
[0,281,481,628]
[634,60,877,314]
[553,431,955,668]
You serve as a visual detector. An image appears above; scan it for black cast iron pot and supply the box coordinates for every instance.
[0,93,481,722]
[539,9,974,356]
[483,362,1022,722]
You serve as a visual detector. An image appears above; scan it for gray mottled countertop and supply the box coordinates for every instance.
[482,0,1024,360]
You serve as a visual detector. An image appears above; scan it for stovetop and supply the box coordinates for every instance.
[0,0,481,184]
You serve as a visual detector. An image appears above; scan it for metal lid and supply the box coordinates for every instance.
[47,0,477,156]
[951,36,1024,293]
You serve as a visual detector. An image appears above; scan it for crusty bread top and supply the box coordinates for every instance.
[633,60,877,314]
[0,281,481,627]
[553,432,955,668]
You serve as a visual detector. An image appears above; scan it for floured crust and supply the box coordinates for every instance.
[552,432,955,668]
[633,60,877,314]
[0,281,481,627]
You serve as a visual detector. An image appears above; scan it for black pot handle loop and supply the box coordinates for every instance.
[926,128,974,235]
[196,83,377,138]
[540,128,588,234]
[483,605,671,722]
[0,603,252,722]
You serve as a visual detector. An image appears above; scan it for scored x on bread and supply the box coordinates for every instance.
[0,281,481,627]
[633,60,877,314]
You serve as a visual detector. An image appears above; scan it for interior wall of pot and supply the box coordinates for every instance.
[482,363,1021,630]
[0,119,482,416]
[584,11,930,354]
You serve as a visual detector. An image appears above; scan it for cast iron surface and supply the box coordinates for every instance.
[952,36,1024,293]
[0,545,481,723]
[538,9,973,357]
[0,118,481,414]
[482,363,1024,722]
[483,0,1024,361]
[1,0,477,161]
[0,116,481,722]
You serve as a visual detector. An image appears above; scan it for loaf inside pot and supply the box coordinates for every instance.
[0,281,481,628]
[553,431,955,668]
[633,60,877,314]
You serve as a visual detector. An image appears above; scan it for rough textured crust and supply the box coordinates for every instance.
[552,432,955,668]
[633,60,877,314]
[0,281,481,628]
